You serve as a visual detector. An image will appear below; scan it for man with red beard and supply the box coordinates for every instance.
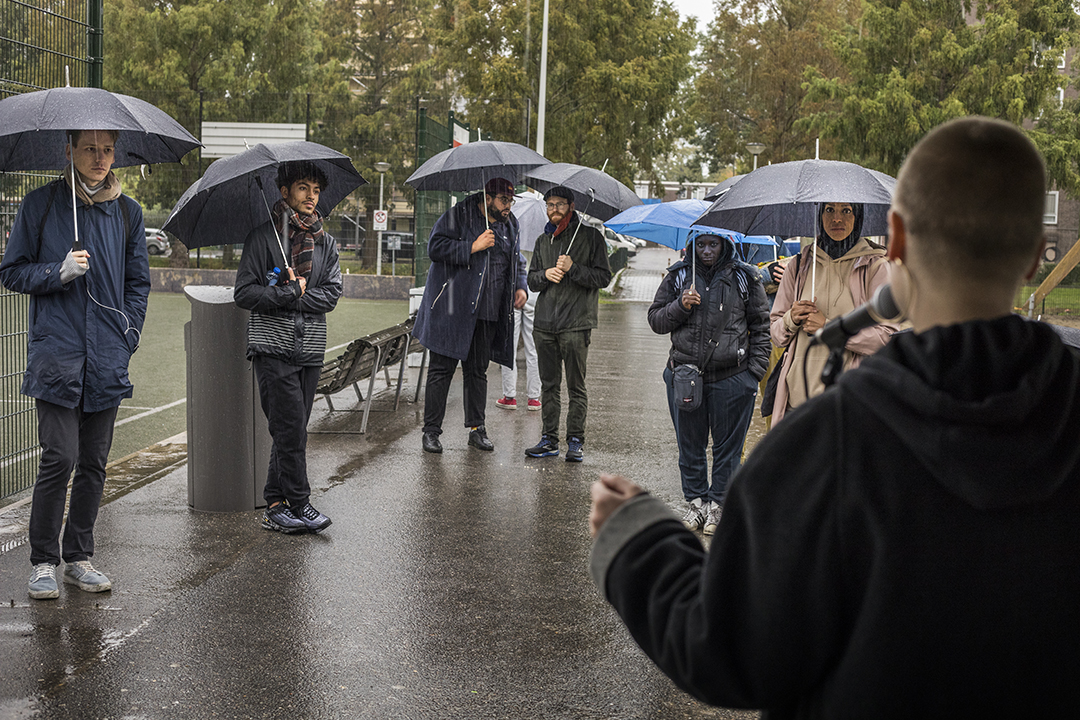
[525,186,612,462]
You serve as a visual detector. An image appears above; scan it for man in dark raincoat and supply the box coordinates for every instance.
[412,177,528,454]
[0,129,150,600]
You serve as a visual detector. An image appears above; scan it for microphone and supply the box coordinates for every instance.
[811,284,904,349]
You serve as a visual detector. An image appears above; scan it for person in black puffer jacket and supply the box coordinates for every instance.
[647,231,770,535]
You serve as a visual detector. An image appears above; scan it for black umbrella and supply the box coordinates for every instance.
[405,140,549,192]
[163,142,366,257]
[703,174,744,202]
[522,162,640,222]
[694,159,895,237]
[0,86,200,170]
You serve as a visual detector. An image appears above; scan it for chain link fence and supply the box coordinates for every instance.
[1,0,100,499]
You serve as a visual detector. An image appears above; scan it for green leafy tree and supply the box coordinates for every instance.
[315,0,446,265]
[690,0,854,174]
[805,0,1078,183]
[104,0,351,266]
[433,0,696,190]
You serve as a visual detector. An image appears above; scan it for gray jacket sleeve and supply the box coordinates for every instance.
[589,493,683,596]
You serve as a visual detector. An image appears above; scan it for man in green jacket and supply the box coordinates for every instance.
[525,186,612,462]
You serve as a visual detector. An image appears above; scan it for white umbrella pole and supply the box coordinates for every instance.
[811,243,817,301]
[68,135,80,252]
[255,176,290,268]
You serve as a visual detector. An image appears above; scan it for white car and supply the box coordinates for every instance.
[144,228,170,255]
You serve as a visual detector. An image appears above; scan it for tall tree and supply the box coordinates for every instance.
[313,0,445,265]
[434,0,696,189]
[805,0,1078,183]
[104,0,350,265]
[690,0,854,175]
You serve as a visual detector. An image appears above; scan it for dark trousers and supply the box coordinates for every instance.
[664,366,758,505]
[423,319,495,434]
[534,329,591,440]
[254,355,320,508]
[29,400,118,566]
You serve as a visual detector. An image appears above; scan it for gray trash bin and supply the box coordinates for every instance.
[184,285,271,512]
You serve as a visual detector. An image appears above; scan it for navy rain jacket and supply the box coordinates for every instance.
[0,178,150,412]
[412,192,527,366]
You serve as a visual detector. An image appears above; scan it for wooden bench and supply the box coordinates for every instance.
[316,317,428,433]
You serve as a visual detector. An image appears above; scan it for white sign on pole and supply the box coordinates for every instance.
[373,210,388,231]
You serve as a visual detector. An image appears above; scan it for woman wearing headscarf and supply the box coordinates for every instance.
[768,202,898,424]
[648,231,770,535]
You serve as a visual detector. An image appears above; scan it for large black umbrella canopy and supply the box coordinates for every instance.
[703,174,744,202]
[695,159,896,237]
[0,86,200,170]
[163,141,366,251]
[522,162,641,222]
[405,140,549,191]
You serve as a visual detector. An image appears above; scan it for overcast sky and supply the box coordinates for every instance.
[670,0,713,30]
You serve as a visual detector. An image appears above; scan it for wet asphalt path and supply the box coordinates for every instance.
[0,249,758,720]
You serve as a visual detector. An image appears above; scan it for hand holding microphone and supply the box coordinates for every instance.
[811,284,904,349]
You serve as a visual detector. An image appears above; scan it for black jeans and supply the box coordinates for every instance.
[534,328,591,440]
[423,319,495,434]
[29,400,118,566]
[253,355,320,508]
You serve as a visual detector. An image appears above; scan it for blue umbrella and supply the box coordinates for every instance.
[604,199,775,250]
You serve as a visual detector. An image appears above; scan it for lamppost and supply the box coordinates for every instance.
[374,161,390,276]
[746,142,766,171]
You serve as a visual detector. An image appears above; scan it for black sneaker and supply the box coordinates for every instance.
[262,504,307,534]
[468,426,494,451]
[525,434,559,458]
[292,502,332,533]
[565,436,584,463]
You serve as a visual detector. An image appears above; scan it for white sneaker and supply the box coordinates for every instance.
[703,502,723,536]
[63,560,112,593]
[681,498,706,531]
[29,563,59,600]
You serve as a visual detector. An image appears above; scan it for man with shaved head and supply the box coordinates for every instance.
[588,117,1080,717]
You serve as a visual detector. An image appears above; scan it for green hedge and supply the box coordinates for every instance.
[1033,262,1080,286]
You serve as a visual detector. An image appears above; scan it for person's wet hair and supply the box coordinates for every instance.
[277,161,329,192]
[894,117,1044,281]
[67,129,119,146]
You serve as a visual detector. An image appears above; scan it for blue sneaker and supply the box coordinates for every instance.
[63,560,112,593]
[525,434,559,458]
[29,563,59,600]
[565,436,584,463]
[292,502,332,533]
[262,503,308,534]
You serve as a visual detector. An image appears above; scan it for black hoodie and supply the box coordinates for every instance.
[591,315,1080,719]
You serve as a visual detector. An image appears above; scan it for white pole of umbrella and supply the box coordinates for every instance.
[536,0,550,156]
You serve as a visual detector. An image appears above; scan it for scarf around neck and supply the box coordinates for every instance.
[545,209,574,239]
[272,198,324,280]
[65,164,121,206]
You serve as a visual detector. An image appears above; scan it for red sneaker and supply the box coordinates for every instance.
[527,398,541,411]
[496,396,517,410]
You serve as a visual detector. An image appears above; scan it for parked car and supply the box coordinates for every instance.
[145,228,170,255]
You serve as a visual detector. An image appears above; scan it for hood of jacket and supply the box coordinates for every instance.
[671,230,738,276]
[840,315,1080,510]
